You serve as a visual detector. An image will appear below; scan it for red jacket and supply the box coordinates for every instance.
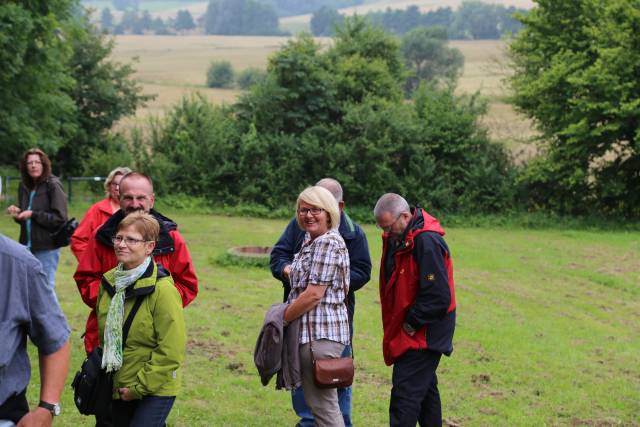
[379,208,456,365]
[74,209,198,353]
[70,198,114,262]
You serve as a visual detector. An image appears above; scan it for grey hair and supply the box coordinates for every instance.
[373,193,410,218]
[315,178,343,203]
[104,166,132,196]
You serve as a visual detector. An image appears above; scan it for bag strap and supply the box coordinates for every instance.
[122,296,144,345]
[305,307,352,363]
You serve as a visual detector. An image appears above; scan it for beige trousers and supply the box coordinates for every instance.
[299,340,346,427]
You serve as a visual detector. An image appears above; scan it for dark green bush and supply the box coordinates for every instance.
[206,61,234,88]
[236,68,267,89]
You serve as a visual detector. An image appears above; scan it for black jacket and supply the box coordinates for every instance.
[17,176,68,251]
[95,209,178,256]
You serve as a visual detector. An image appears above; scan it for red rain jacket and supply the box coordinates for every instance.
[379,208,456,365]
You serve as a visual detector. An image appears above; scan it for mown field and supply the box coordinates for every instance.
[3,202,639,426]
[110,35,537,154]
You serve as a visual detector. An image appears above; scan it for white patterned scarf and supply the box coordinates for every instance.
[102,256,152,372]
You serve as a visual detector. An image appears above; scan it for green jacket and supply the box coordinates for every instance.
[97,262,186,399]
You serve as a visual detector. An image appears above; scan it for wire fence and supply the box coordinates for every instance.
[1,176,106,204]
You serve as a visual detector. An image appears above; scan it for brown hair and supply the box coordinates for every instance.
[118,211,160,242]
[20,148,52,189]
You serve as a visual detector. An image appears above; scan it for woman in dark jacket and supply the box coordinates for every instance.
[6,148,68,290]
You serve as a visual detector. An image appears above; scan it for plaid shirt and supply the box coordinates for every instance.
[288,229,350,345]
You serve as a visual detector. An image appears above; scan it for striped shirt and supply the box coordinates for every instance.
[288,229,350,345]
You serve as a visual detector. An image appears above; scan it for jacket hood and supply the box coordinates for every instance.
[338,211,357,240]
[95,208,178,255]
[409,207,445,238]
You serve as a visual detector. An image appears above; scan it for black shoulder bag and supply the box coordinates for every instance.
[45,178,77,247]
[71,296,144,416]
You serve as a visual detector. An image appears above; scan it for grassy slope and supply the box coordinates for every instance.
[3,205,638,426]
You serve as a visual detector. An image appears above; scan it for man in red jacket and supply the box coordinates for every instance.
[74,172,198,354]
[374,193,456,427]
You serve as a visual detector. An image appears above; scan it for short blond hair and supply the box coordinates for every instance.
[118,211,159,242]
[104,166,132,196]
[296,186,340,231]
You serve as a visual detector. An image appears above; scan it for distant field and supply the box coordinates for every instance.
[111,35,536,148]
[4,206,638,425]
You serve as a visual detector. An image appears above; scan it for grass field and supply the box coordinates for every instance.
[3,202,638,426]
[110,35,537,149]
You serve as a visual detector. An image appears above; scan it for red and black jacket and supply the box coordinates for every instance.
[379,207,456,366]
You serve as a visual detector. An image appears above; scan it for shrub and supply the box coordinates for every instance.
[236,68,267,89]
[206,61,234,88]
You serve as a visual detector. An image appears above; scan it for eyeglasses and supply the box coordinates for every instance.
[26,160,42,166]
[112,235,149,246]
[297,207,324,216]
[376,214,402,233]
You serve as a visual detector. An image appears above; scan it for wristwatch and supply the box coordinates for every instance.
[38,400,61,416]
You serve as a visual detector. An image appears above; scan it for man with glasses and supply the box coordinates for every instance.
[270,178,371,427]
[373,193,456,427]
[74,172,198,356]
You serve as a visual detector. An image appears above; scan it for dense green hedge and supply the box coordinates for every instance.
[119,20,515,215]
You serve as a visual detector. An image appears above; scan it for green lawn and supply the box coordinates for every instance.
[2,205,638,426]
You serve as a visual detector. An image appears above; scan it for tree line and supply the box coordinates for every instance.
[312,2,527,38]
[3,0,638,218]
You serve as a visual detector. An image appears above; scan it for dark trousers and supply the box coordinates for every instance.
[0,390,29,424]
[390,350,442,427]
[111,396,175,427]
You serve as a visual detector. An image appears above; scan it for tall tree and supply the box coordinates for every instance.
[204,0,281,35]
[175,10,195,32]
[401,26,464,93]
[510,0,640,217]
[310,6,342,36]
[0,0,77,167]
[57,13,153,174]
[101,7,113,30]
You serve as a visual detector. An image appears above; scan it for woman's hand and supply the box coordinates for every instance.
[6,205,21,218]
[118,387,135,401]
[17,210,32,220]
[284,284,328,322]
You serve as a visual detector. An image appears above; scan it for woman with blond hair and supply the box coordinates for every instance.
[71,166,132,262]
[283,186,351,427]
[6,148,68,290]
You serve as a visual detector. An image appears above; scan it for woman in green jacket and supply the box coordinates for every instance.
[96,211,186,426]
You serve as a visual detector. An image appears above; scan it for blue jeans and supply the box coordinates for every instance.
[293,345,352,427]
[33,248,60,290]
[112,396,175,427]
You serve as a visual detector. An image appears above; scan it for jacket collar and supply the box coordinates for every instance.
[101,260,158,299]
[386,207,445,253]
[95,208,178,255]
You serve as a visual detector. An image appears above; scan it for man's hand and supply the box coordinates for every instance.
[402,322,416,337]
[119,387,135,401]
[17,210,33,220]
[16,407,53,427]
[283,265,292,280]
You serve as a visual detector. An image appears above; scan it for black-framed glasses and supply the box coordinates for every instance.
[297,207,324,216]
[112,235,149,246]
[376,214,402,233]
